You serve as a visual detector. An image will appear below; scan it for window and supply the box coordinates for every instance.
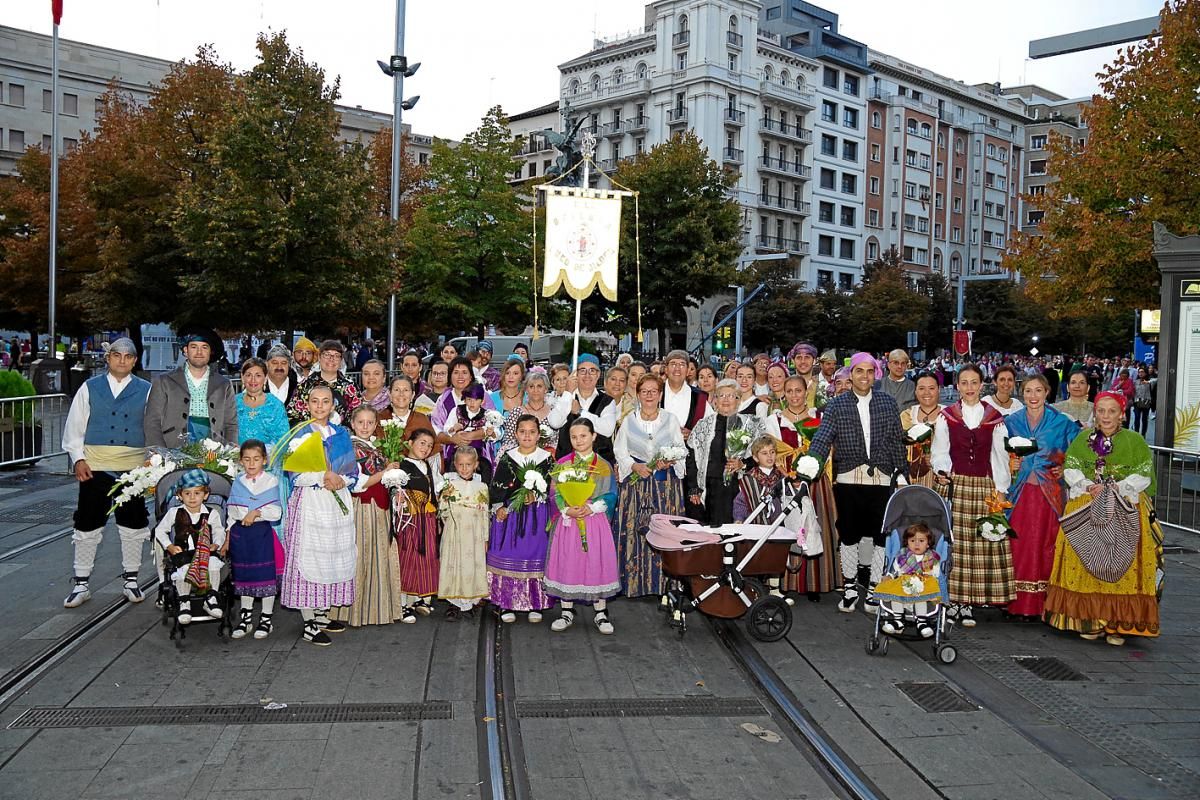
[920,122,931,138]
[42,134,52,150]
[678,13,689,32]
[919,153,930,170]
[818,269,833,288]
[937,132,945,149]
[527,162,537,178]
[819,201,835,223]
[819,168,836,190]
[916,248,929,265]
[839,238,855,260]
[1029,160,1047,175]
[935,192,944,209]
[842,108,858,129]
[823,67,839,89]
[838,273,854,291]
[818,235,834,256]
[905,149,917,166]
[676,52,687,70]
[591,74,601,93]
[9,129,24,150]
[42,89,52,113]
[543,159,552,172]
[780,70,790,86]
[840,206,856,227]
[917,218,929,233]
[951,255,961,274]
[868,176,880,195]
[907,118,918,135]
[904,181,917,199]
[935,161,944,177]
[95,97,106,117]
[569,79,580,95]
[637,62,648,80]
[954,137,964,154]
[821,100,837,123]
[1028,185,1045,197]
[842,140,858,161]
[953,166,964,183]
[953,197,962,212]
[766,6,781,20]
[820,134,837,156]
[933,251,942,270]
[840,173,857,194]
[870,143,880,162]
[868,209,880,227]
[1027,210,1045,225]
[904,214,916,230]
[9,83,23,107]
[843,75,859,96]
[728,52,738,72]
[867,240,879,260]
[871,111,881,129]
[986,143,996,157]
[935,222,943,237]
[419,152,430,165]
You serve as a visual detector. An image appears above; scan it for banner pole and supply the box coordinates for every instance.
[572,138,594,372]
[571,298,582,371]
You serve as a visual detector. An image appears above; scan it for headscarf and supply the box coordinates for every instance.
[463,383,486,401]
[179,333,207,347]
[819,349,837,364]
[1094,390,1127,414]
[833,366,851,383]
[577,353,600,368]
[108,337,137,356]
[476,340,494,354]
[293,337,318,354]
[174,468,210,494]
[266,343,292,361]
[788,342,818,360]
[849,352,883,381]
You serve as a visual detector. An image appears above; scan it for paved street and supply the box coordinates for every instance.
[0,458,1197,800]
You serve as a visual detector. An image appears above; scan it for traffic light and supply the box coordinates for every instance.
[714,339,725,351]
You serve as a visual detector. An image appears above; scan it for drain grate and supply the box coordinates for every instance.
[516,697,764,718]
[1013,655,1089,682]
[8,701,452,729]
[895,682,978,713]
[8,501,68,523]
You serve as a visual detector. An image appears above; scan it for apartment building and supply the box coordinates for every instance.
[0,24,437,177]
[1001,84,1090,235]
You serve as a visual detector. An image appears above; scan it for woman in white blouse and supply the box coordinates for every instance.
[612,373,686,598]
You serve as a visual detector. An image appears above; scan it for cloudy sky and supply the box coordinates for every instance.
[10,0,1164,138]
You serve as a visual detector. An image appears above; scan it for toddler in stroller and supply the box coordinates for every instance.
[867,484,957,663]
[153,468,231,637]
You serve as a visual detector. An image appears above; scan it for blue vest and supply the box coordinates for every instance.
[84,374,150,448]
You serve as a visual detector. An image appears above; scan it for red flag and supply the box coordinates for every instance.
[52,0,63,25]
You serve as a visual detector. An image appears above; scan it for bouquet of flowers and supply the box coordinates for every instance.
[380,468,410,490]
[975,489,1013,542]
[904,422,934,446]
[1004,436,1039,457]
[630,445,688,483]
[793,455,822,482]
[107,451,180,515]
[507,464,549,514]
[484,409,506,443]
[550,458,598,551]
[376,418,409,463]
[724,426,755,484]
[813,382,830,412]
[284,432,349,514]
[902,575,926,596]
[1088,430,1114,479]
[796,418,821,452]
[178,438,240,478]
[537,422,557,451]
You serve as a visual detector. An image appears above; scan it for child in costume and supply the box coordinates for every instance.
[733,436,790,601]
[488,414,554,624]
[878,522,942,638]
[154,468,226,624]
[443,383,498,478]
[544,418,621,635]
[437,447,490,619]
[226,440,283,639]
[395,428,442,623]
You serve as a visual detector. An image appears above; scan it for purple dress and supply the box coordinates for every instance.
[487,449,553,611]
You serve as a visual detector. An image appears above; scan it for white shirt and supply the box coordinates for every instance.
[753,380,771,397]
[930,401,1011,492]
[266,376,289,405]
[663,382,707,428]
[154,505,227,551]
[855,390,873,460]
[62,373,135,465]
[225,473,283,523]
[982,394,1024,417]
[546,388,617,438]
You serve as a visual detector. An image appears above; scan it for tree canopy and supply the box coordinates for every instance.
[1009,0,1200,313]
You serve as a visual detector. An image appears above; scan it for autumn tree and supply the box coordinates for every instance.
[596,132,743,352]
[398,106,535,337]
[851,248,929,353]
[1008,0,1200,313]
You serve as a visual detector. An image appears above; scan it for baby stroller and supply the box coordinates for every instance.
[866,484,957,664]
[154,469,235,646]
[648,483,810,642]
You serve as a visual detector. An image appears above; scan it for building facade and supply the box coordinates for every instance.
[0,24,437,177]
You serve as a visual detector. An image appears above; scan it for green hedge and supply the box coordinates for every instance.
[0,371,36,425]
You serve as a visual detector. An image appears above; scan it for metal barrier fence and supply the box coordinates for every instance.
[1152,445,1200,537]
[0,394,70,468]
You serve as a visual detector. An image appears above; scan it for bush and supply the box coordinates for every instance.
[560,337,599,364]
[0,371,36,425]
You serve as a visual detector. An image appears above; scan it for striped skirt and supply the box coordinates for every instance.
[617,473,683,598]
[938,474,1014,605]
[397,510,440,598]
[783,475,840,595]
[331,502,405,626]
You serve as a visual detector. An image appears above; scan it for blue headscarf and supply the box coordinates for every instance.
[174,468,210,494]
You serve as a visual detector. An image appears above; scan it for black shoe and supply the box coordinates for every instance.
[232,609,254,639]
[807,591,820,603]
[445,607,462,621]
[321,619,348,633]
[303,621,332,646]
[253,613,273,640]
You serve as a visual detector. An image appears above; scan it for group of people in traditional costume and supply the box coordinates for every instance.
[59,333,1163,649]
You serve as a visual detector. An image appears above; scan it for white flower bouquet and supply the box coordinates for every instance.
[724,426,755,483]
[507,464,549,513]
[484,409,506,442]
[793,455,822,482]
[902,575,926,596]
[1004,436,1039,457]
[631,445,688,483]
[904,422,933,445]
[380,468,410,490]
[107,455,180,515]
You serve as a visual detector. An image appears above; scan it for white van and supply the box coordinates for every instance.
[445,334,565,365]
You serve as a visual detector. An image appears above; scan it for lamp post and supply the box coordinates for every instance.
[379,1,420,372]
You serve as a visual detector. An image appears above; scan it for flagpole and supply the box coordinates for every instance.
[48,8,61,359]
[571,134,596,372]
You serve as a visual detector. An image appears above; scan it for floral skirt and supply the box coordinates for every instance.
[617,474,683,598]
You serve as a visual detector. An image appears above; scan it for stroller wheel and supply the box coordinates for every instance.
[747,596,792,642]
[878,634,889,655]
[866,634,879,655]
[936,644,957,664]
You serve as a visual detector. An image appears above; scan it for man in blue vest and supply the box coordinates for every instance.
[61,338,152,608]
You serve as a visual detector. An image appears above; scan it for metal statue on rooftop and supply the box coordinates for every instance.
[540,101,587,186]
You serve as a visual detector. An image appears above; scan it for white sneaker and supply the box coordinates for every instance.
[550,611,575,632]
[593,612,614,635]
[500,611,517,624]
[959,605,976,628]
[837,585,859,613]
[527,611,543,624]
[122,574,144,603]
[64,581,91,608]
[177,612,193,625]
[204,596,224,619]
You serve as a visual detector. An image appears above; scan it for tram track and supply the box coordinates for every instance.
[0,525,74,563]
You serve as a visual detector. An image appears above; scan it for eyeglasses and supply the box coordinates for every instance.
[578,367,600,375]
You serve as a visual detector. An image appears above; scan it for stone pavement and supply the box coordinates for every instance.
[0,455,1197,799]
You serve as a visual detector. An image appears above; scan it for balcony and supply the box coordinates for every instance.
[758,79,815,109]
[606,77,653,100]
[727,30,743,47]
[758,117,813,144]
[758,156,811,179]
[756,236,810,255]
[602,120,624,138]
[672,30,689,47]
[724,107,745,125]
[624,115,648,133]
[758,195,811,216]
[722,146,744,164]
[667,107,688,126]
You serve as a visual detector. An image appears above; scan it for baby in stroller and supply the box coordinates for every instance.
[153,468,227,625]
[878,523,941,638]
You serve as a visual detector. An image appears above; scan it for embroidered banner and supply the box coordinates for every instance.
[542,189,622,301]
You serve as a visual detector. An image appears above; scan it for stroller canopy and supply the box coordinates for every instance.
[881,484,952,544]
